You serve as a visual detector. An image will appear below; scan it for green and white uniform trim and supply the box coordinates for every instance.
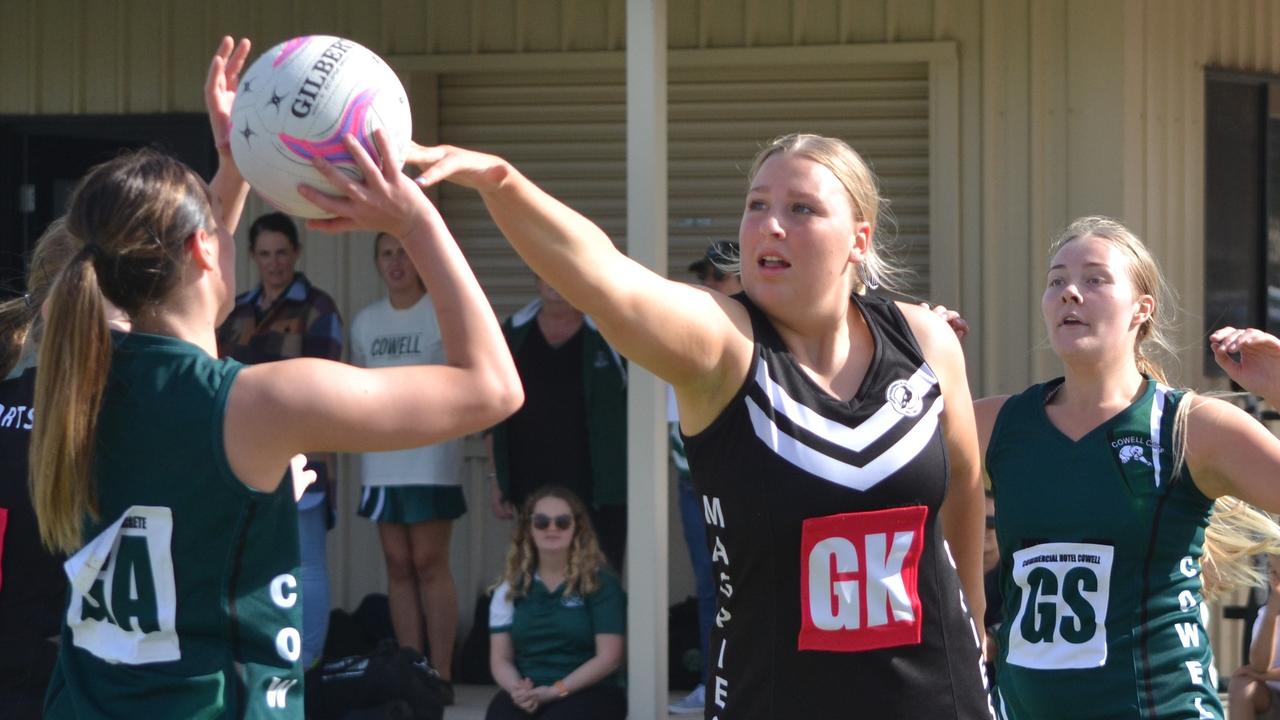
[988,378,1219,720]
[45,332,304,719]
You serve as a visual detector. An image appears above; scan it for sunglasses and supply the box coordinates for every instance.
[985,515,997,529]
[532,513,573,531]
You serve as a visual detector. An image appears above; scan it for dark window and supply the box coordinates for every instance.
[0,115,214,299]
[1204,72,1280,375]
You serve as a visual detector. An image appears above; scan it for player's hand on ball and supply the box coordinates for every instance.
[408,143,512,193]
[205,36,250,153]
[299,128,432,239]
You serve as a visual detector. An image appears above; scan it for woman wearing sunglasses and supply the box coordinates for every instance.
[486,486,626,719]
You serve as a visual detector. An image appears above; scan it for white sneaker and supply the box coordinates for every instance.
[669,684,705,715]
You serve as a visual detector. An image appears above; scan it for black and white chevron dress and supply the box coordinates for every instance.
[683,293,992,719]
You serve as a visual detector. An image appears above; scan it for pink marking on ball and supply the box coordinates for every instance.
[279,89,379,166]
[273,37,313,68]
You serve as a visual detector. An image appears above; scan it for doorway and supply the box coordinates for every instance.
[0,114,214,297]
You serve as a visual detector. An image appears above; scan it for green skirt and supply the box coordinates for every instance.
[357,485,467,524]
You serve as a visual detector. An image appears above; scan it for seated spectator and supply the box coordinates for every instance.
[1231,555,1280,720]
[486,486,626,719]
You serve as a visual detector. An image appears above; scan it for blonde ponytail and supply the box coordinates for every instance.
[1201,496,1280,602]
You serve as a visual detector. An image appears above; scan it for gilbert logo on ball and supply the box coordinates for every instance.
[229,36,412,219]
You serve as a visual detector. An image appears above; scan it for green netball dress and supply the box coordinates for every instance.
[987,378,1220,720]
[44,332,305,719]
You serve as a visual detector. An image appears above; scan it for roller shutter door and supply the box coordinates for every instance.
[437,61,930,318]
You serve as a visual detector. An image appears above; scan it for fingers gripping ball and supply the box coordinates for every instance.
[229,35,412,218]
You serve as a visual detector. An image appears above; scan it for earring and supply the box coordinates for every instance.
[860,262,881,291]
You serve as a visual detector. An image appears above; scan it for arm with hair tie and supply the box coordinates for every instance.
[205,37,251,235]
[1184,327,1280,512]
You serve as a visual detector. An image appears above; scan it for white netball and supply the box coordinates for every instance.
[229,35,412,219]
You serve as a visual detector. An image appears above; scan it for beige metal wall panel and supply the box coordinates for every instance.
[1117,0,1280,392]
[437,70,624,315]
[977,0,1128,392]
[0,1,33,113]
[933,0,984,378]
[0,0,957,107]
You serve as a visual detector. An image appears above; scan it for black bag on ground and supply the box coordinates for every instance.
[322,593,396,662]
[305,640,445,720]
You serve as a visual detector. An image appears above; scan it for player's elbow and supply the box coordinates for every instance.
[477,370,525,426]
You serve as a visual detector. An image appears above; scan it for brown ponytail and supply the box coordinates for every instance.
[30,248,112,552]
[29,149,213,553]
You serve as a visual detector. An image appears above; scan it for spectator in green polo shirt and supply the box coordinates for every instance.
[486,486,626,719]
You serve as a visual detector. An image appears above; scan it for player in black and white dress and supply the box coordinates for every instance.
[411,133,991,718]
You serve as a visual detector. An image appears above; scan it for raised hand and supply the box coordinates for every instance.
[298,129,431,239]
[205,36,251,152]
[407,142,512,193]
[1210,326,1280,402]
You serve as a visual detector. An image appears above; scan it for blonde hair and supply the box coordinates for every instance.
[31,149,214,553]
[746,133,905,294]
[1201,497,1280,601]
[492,486,609,601]
[1050,216,1280,600]
[0,219,81,378]
[1049,216,1177,384]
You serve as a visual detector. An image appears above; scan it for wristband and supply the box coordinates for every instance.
[554,679,569,697]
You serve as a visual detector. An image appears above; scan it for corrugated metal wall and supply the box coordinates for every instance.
[435,62,933,319]
[8,0,1280,683]
[0,0,982,649]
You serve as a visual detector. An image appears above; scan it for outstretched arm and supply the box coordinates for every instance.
[409,144,752,431]
[205,36,251,235]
